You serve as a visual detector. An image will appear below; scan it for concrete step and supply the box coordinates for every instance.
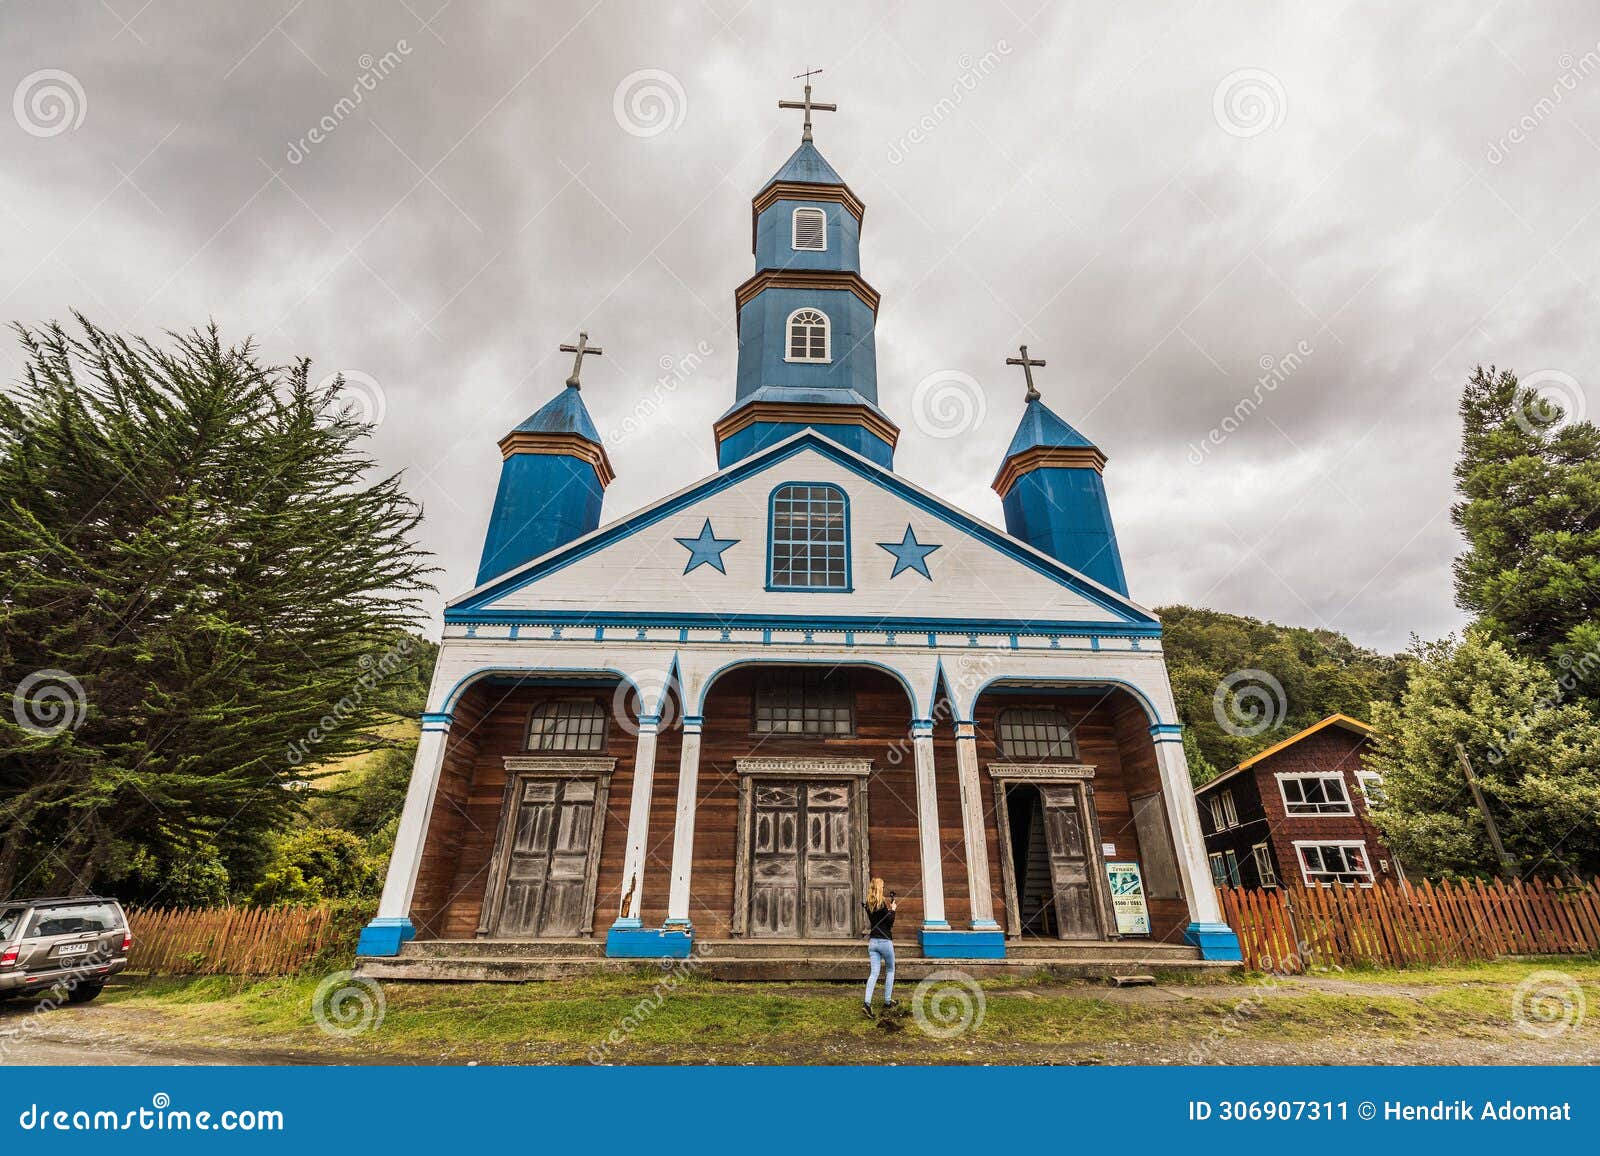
[357,948,1230,985]
[399,938,604,961]
[394,936,1199,964]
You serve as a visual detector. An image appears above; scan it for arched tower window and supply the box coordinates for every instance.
[791,206,827,251]
[997,707,1077,759]
[527,699,607,752]
[768,483,850,590]
[785,308,830,363]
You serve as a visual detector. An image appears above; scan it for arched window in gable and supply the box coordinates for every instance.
[767,482,850,591]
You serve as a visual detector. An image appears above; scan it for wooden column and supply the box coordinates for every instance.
[614,717,661,925]
[953,721,997,928]
[1153,730,1224,925]
[375,713,452,922]
[664,716,703,926]
[911,720,949,928]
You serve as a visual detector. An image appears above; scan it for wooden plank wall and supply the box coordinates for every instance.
[1220,877,1600,970]
[419,672,1199,945]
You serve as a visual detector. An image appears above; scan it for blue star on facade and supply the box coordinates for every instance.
[675,518,739,574]
[878,524,941,580]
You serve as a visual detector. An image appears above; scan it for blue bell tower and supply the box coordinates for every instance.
[714,77,898,469]
[992,346,1129,597]
[476,334,615,585]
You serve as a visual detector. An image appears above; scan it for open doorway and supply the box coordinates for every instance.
[1000,779,1112,941]
[1005,784,1057,936]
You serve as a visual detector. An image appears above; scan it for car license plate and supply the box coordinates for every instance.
[56,943,90,956]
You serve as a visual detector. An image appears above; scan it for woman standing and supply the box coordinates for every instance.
[862,877,897,1017]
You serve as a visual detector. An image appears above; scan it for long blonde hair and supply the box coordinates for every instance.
[866,877,887,910]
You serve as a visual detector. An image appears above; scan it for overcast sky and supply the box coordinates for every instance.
[4,1,1597,652]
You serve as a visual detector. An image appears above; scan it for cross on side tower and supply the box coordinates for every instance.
[560,331,603,388]
[778,67,837,143]
[1006,344,1046,402]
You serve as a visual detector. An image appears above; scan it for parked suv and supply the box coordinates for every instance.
[0,896,130,1004]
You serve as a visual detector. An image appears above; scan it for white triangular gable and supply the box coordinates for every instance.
[453,436,1149,629]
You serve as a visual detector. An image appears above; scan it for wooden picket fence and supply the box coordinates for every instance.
[126,906,346,976]
[1219,877,1600,972]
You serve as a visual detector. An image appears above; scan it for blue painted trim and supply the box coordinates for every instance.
[920,929,1006,958]
[447,431,1157,626]
[355,917,415,957]
[1184,921,1243,962]
[446,608,1161,639]
[970,919,1001,930]
[606,926,694,959]
[438,665,650,716]
[1149,723,1184,737]
[611,917,643,930]
[920,919,951,930]
[765,480,852,593]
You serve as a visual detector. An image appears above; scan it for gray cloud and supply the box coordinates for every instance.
[5,1,1598,651]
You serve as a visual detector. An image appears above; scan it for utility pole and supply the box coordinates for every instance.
[1455,743,1518,878]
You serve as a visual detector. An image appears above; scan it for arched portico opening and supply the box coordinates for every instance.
[970,681,1191,945]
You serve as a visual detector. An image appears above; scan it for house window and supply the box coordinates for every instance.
[527,699,607,752]
[791,206,827,251]
[1206,788,1239,831]
[1208,850,1241,887]
[752,669,854,735]
[1356,770,1385,807]
[997,707,1077,759]
[786,308,830,362]
[1296,841,1373,886]
[1252,843,1278,888]
[768,483,849,590]
[1278,772,1354,816]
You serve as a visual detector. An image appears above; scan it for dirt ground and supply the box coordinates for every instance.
[1,965,1595,1066]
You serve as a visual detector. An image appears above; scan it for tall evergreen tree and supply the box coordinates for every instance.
[0,316,433,897]
[1453,365,1600,696]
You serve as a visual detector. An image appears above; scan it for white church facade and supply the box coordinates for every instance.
[356,86,1242,974]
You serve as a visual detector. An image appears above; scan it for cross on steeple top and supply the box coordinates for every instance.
[560,332,603,388]
[1006,344,1046,402]
[778,68,837,143]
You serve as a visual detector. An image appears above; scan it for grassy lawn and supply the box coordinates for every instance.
[58,956,1600,1065]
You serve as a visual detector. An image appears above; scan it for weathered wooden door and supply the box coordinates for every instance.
[749,781,856,937]
[1039,784,1103,940]
[493,777,599,938]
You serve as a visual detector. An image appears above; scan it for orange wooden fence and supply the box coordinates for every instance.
[1219,877,1600,971]
[127,906,347,976]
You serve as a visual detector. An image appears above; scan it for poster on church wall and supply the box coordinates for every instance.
[1105,861,1151,936]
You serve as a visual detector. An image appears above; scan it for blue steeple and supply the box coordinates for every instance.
[714,91,898,469]
[476,356,615,586]
[993,388,1129,597]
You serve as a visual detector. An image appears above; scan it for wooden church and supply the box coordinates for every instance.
[357,83,1242,978]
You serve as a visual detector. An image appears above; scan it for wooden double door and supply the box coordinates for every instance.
[748,780,857,938]
[483,772,609,939]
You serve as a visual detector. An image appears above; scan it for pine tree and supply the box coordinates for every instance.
[0,316,434,897]
[1365,632,1600,878]
[1453,365,1600,697]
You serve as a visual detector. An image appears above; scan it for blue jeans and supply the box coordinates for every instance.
[865,937,895,1004]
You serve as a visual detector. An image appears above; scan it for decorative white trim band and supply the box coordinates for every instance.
[734,757,873,778]
[502,756,620,774]
[985,762,1097,781]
